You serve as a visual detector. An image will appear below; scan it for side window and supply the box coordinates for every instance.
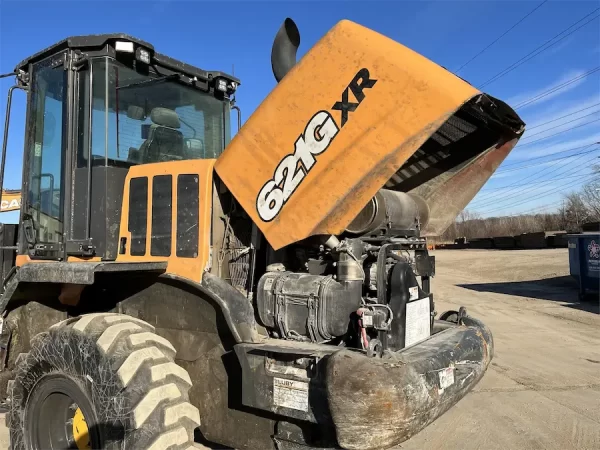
[26,60,65,244]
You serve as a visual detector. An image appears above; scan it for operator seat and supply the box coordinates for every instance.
[134,108,185,164]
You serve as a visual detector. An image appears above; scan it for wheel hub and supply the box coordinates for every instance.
[72,406,91,450]
[23,374,101,450]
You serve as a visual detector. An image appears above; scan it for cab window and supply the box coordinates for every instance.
[78,57,228,167]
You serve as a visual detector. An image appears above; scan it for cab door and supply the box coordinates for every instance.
[21,55,68,259]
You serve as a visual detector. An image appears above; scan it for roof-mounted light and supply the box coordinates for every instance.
[216,78,228,92]
[136,47,151,64]
[115,41,134,53]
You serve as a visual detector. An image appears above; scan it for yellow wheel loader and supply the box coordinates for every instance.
[0,18,524,450]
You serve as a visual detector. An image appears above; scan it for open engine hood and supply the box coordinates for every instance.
[215,19,525,250]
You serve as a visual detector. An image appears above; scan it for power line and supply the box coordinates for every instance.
[472,146,599,206]
[478,173,597,215]
[526,103,600,130]
[518,117,600,147]
[454,0,549,74]
[479,174,596,214]
[474,155,599,210]
[478,8,600,88]
[514,67,600,110]
[498,143,599,177]
[481,172,584,192]
[474,152,598,206]
[520,109,600,141]
[505,202,561,217]
[492,147,598,174]
[497,143,600,171]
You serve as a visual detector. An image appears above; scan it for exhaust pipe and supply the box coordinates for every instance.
[271,18,300,82]
[346,190,431,236]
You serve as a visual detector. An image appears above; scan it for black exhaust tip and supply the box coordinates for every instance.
[271,18,300,83]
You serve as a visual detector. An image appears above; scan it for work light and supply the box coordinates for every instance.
[136,47,151,64]
[217,78,228,92]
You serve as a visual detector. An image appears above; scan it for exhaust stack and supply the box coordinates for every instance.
[271,18,300,82]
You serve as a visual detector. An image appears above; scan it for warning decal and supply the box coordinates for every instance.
[273,377,309,412]
[405,297,431,347]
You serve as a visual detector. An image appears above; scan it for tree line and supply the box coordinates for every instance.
[441,174,600,241]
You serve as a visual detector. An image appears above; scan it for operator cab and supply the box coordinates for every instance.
[4,34,239,261]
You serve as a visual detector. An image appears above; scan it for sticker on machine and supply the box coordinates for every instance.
[273,377,309,412]
[405,297,430,347]
[263,277,275,291]
[409,286,419,300]
[439,367,455,390]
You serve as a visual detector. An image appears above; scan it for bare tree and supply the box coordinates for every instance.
[580,178,600,220]
[561,193,590,231]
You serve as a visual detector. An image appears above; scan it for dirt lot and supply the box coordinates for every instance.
[0,248,597,449]
[400,248,600,450]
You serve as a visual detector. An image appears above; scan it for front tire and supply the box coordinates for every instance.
[7,313,200,450]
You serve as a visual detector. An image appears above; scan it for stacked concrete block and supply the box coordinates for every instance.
[470,238,494,249]
[547,231,568,248]
[518,232,547,249]
[493,236,516,249]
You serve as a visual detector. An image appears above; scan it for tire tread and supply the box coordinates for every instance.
[9,313,200,450]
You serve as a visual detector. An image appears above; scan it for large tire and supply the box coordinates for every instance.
[7,313,201,450]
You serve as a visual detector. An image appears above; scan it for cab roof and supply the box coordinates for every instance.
[15,33,240,86]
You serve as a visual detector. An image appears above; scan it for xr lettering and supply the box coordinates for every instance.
[332,68,377,127]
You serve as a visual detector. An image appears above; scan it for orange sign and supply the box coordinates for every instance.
[1,190,21,212]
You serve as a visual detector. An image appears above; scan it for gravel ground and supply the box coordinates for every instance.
[399,248,600,450]
[0,248,598,449]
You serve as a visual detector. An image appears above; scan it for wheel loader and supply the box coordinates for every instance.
[0,17,524,450]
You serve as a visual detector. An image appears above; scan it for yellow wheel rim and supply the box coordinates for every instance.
[72,407,91,450]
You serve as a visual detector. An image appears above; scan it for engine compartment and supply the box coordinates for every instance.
[214,183,436,355]
[255,236,434,354]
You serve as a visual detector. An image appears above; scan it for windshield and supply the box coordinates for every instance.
[78,57,230,168]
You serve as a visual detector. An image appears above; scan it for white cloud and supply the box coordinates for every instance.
[540,36,576,59]
[489,170,519,180]
[506,69,591,111]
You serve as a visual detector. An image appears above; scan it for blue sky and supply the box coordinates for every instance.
[0,0,599,224]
